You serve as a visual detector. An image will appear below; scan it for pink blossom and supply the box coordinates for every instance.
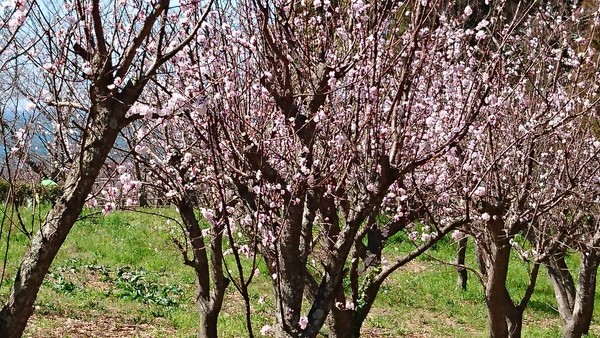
[451,230,465,241]
[424,175,435,185]
[464,5,473,16]
[117,164,129,174]
[85,197,97,208]
[299,316,309,330]
[42,63,57,73]
[102,202,116,215]
[260,325,272,336]
[82,62,92,76]
[25,102,36,111]
[8,10,25,30]
[14,128,25,141]
[473,186,486,197]
[135,145,149,156]
[408,231,418,241]
[201,208,215,225]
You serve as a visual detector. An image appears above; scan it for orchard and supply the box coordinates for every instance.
[0,1,598,338]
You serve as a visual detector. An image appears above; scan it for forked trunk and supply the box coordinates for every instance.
[485,274,524,338]
[327,275,385,338]
[477,223,526,338]
[268,204,308,337]
[561,252,599,338]
[546,253,576,323]
[178,199,227,338]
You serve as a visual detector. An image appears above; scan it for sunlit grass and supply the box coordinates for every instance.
[0,206,594,337]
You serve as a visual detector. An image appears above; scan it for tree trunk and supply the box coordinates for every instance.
[328,295,354,338]
[273,323,293,338]
[267,204,307,337]
[197,297,219,338]
[326,305,362,338]
[485,277,523,338]
[507,308,524,337]
[562,252,599,338]
[328,314,353,338]
[546,253,576,323]
[133,161,148,207]
[177,199,226,338]
[478,230,524,338]
[0,105,124,337]
[328,277,384,338]
[456,236,468,290]
[485,284,524,338]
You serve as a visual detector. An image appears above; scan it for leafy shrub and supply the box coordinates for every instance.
[45,272,77,294]
[112,267,184,306]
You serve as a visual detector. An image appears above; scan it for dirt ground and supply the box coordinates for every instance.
[24,314,176,338]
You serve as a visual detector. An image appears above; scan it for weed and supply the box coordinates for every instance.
[109,266,184,306]
[45,272,77,294]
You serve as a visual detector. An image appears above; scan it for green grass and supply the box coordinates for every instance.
[0,207,595,337]
[378,236,599,338]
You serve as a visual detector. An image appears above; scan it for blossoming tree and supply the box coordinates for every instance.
[0,0,213,336]
[442,2,600,336]
[159,1,505,336]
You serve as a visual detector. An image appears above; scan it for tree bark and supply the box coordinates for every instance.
[133,161,148,207]
[177,199,226,338]
[477,222,525,338]
[0,104,125,337]
[456,236,468,290]
[484,272,525,338]
[268,203,307,337]
[328,308,354,338]
[561,252,599,338]
[546,253,576,323]
[507,310,524,338]
[328,287,355,338]
[483,242,520,338]
[197,297,219,338]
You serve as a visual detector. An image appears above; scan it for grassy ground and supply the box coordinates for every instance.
[0,207,596,337]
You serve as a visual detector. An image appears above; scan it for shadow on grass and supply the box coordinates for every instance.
[528,300,558,316]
